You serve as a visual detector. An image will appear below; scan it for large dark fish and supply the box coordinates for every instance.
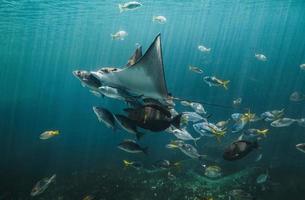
[118,139,148,155]
[223,140,258,161]
[92,107,116,130]
[114,114,145,140]
[123,104,182,132]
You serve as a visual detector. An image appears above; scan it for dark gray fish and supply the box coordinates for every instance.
[114,114,144,140]
[123,104,182,132]
[118,139,148,154]
[223,140,258,161]
[152,160,179,169]
[93,107,116,130]
[31,174,56,196]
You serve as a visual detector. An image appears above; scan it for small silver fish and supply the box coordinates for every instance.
[271,118,296,127]
[119,1,142,13]
[111,30,128,40]
[300,63,305,70]
[255,53,267,61]
[233,98,242,106]
[256,173,268,184]
[152,15,167,24]
[189,65,203,74]
[198,45,211,53]
[31,174,56,196]
[190,102,206,114]
[289,91,304,102]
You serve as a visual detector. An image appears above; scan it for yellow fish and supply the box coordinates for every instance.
[256,129,269,136]
[123,160,134,167]
[39,130,59,140]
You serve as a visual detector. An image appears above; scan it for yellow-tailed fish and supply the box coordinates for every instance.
[39,130,59,140]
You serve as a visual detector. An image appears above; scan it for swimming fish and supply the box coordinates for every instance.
[114,114,144,140]
[296,143,305,153]
[118,139,148,154]
[261,109,284,122]
[190,102,206,114]
[289,91,305,102]
[255,153,263,162]
[40,130,59,140]
[233,98,242,106]
[216,119,230,129]
[169,126,201,145]
[300,63,305,70]
[189,65,203,74]
[119,1,142,13]
[178,142,205,159]
[123,104,182,132]
[166,140,205,159]
[245,128,269,137]
[255,53,267,61]
[256,173,268,184]
[92,107,116,130]
[198,45,211,53]
[30,174,56,196]
[152,160,180,170]
[123,160,143,170]
[204,165,222,179]
[223,140,259,161]
[152,15,167,24]
[203,76,230,90]
[271,118,296,128]
[182,112,205,123]
[193,122,226,140]
[111,30,128,40]
[180,100,191,106]
[98,86,124,100]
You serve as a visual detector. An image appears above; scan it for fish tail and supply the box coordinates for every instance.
[136,131,145,140]
[53,130,59,135]
[171,114,182,129]
[142,147,148,155]
[110,34,115,40]
[152,16,156,21]
[123,160,133,167]
[49,174,56,183]
[118,4,124,13]
[193,136,201,147]
[222,80,230,90]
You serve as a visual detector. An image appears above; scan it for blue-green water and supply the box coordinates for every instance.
[1,0,305,199]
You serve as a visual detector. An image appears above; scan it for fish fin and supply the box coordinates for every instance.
[193,136,201,147]
[136,131,145,140]
[118,4,124,13]
[142,147,148,155]
[171,114,182,129]
[222,80,230,90]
